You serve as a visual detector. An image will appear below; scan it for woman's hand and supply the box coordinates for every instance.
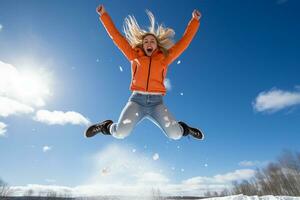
[192,9,202,20]
[96,5,106,16]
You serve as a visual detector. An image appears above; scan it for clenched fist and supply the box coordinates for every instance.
[96,5,106,16]
[192,9,202,20]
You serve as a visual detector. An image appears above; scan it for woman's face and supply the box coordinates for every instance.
[142,34,158,56]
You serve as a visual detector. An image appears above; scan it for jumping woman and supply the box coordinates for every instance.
[85,5,204,140]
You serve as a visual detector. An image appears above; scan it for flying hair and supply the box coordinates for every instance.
[123,10,175,55]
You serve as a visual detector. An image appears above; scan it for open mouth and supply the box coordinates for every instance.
[146,47,153,54]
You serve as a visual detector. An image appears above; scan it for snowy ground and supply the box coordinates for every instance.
[202,195,300,200]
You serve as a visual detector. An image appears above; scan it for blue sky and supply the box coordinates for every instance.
[0,0,300,197]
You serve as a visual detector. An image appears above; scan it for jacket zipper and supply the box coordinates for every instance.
[146,57,152,91]
[133,65,137,78]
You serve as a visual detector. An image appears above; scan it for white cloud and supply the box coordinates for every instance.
[0,122,7,137]
[0,96,34,117]
[34,110,90,126]
[9,144,256,197]
[239,160,269,168]
[9,169,255,197]
[43,146,52,152]
[239,160,261,167]
[183,169,255,185]
[253,88,300,112]
[164,78,172,91]
[213,169,255,183]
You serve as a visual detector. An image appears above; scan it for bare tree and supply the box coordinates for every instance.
[151,188,164,200]
[0,178,10,197]
[204,191,213,197]
[230,150,300,196]
[24,188,34,200]
[220,188,231,196]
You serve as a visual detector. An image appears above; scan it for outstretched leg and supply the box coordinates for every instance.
[149,103,184,140]
[149,103,204,140]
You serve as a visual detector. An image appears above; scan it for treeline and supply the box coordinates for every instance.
[205,150,300,197]
[0,179,74,200]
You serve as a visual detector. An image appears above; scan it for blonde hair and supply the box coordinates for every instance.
[123,10,175,55]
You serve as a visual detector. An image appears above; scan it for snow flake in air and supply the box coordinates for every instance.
[165,122,171,128]
[122,119,132,124]
[177,60,181,64]
[43,146,52,153]
[180,92,184,96]
[132,149,136,153]
[171,166,176,170]
[204,163,208,167]
[119,65,123,72]
[135,112,139,116]
[163,116,170,121]
[181,168,185,172]
[96,58,100,62]
[164,78,172,91]
[153,153,159,161]
[101,167,110,175]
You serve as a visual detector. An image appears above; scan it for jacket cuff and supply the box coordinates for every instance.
[191,16,200,24]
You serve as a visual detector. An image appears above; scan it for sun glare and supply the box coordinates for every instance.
[14,69,52,107]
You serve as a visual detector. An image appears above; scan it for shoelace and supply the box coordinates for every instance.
[92,124,102,133]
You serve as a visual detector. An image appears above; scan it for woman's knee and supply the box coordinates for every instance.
[163,124,183,140]
[169,133,182,140]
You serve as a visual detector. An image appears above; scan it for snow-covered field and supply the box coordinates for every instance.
[203,195,300,200]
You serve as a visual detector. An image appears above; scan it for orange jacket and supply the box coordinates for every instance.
[100,12,200,95]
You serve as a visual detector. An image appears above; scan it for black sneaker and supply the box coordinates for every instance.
[85,120,113,138]
[179,121,204,140]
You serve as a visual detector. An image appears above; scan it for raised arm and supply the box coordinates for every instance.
[97,5,136,61]
[163,9,201,65]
